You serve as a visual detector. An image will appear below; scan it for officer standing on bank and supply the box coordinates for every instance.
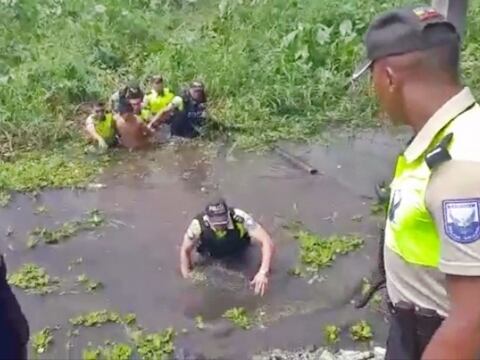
[0,254,30,359]
[353,5,480,360]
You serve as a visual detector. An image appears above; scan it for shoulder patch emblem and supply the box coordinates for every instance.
[443,199,480,244]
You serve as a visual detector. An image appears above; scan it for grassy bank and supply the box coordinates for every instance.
[1,0,480,191]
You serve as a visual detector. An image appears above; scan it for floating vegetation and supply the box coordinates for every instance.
[8,263,60,295]
[323,324,341,345]
[70,310,136,327]
[223,307,252,330]
[82,343,133,360]
[27,209,105,247]
[134,328,176,360]
[31,327,54,354]
[76,274,104,293]
[288,224,363,274]
[195,315,205,330]
[34,205,49,215]
[350,320,373,342]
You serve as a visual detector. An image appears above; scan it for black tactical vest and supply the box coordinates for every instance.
[195,209,250,258]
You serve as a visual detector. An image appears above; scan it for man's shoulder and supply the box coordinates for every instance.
[448,103,480,161]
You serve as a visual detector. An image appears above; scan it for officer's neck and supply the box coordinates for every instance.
[406,83,463,134]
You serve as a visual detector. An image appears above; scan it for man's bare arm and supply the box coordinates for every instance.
[249,225,275,275]
[422,275,480,359]
[180,234,196,278]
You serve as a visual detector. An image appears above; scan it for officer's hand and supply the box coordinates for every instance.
[181,267,191,279]
[250,271,268,296]
[98,138,108,150]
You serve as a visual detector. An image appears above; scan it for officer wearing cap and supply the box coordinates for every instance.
[0,254,30,359]
[141,75,175,123]
[179,198,275,296]
[149,81,207,138]
[354,5,480,359]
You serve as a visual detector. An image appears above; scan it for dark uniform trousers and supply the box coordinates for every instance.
[0,255,29,360]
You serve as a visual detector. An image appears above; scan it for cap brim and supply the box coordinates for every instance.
[351,59,372,82]
[208,215,229,225]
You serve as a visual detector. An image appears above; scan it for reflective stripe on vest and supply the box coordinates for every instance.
[94,113,116,145]
[385,112,474,267]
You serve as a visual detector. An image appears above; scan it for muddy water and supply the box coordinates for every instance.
[0,129,408,359]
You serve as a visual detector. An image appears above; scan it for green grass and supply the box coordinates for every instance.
[2,0,480,191]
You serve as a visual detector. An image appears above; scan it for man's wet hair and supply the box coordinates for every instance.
[93,101,105,108]
[118,98,133,114]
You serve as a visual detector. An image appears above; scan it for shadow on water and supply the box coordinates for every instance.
[0,129,408,359]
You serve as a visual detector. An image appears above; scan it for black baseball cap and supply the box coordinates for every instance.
[352,5,459,81]
[205,198,229,225]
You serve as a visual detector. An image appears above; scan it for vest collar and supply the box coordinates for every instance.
[404,87,475,163]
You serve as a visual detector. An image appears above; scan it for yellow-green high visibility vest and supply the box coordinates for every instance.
[385,111,475,267]
[94,113,116,145]
[146,88,175,113]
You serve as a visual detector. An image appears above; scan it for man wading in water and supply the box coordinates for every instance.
[179,198,275,296]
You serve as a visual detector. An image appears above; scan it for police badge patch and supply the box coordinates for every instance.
[443,199,480,244]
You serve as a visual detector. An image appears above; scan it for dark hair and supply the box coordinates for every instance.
[423,25,460,76]
[93,101,105,108]
[125,86,144,100]
[118,97,133,114]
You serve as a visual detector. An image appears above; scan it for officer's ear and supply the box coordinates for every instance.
[385,66,397,93]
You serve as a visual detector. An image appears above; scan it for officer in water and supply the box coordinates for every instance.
[353,5,480,359]
[0,254,29,359]
[179,198,275,296]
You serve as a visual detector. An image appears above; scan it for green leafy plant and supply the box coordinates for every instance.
[223,307,252,330]
[8,263,60,295]
[292,228,363,273]
[195,315,205,330]
[134,328,176,360]
[82,343,133,360]
[69,310,136,327]
[31,327,54,354]
[323,324,340,345]
[28,209,105,247]
[350,320,373,342]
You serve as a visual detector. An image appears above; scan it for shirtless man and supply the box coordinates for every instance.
[114,99,153,150]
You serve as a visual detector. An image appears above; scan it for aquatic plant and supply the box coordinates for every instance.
[323,324,340,345]
[82,343,133,360]
[28,209,105,247]
[293,229,364,272]
[350,320,373,342]
[76,274,104,293]
[134,328,176,360]
[70,310,136,327]
[31,327,54,354]
[8,263,59,295]
[195,315,205,330]
[223,307,252,330]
